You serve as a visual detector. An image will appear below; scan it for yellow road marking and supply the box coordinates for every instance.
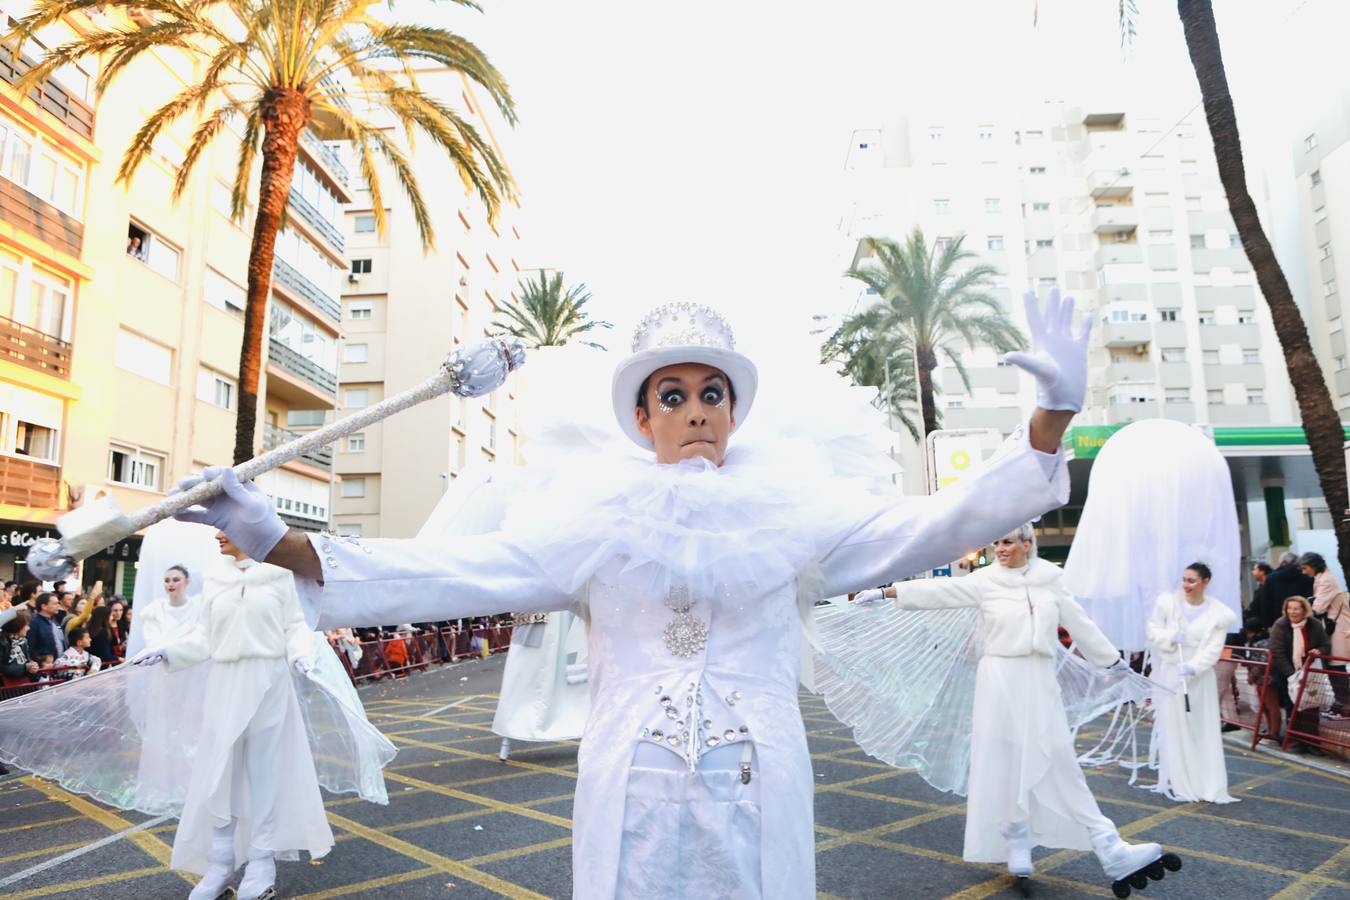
[2,865,165,900]
[18,777,182,875]
[290,865,440,900]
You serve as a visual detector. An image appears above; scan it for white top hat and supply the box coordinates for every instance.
[611,302,759,450]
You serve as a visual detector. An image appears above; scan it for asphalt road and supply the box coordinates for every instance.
[1,653,1348,899]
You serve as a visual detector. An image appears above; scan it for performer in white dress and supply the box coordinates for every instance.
[494,610,589,760]
[132,533,335,900]
[845,526,1178,896]
[175,292,1089,899]
[1144,563,1238,804]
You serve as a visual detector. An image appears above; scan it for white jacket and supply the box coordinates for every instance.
[893,557,1120,666]
[165,558,312,670]
[1145,591,1234,676]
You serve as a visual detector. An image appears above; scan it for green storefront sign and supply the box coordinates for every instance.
[1064,424,1350,460]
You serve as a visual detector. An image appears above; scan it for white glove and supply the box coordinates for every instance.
[173,466,288,563]
[1179,663,1196,679]
[293,658,313,676]
[1003,288,1091,412]
[1171,629,1186,646]
[854,588,886,605]
[130,647,167,667]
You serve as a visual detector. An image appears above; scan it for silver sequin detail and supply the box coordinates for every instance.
[651,729,664,741]
[667,734,681,747]
[707,736,721,747]
[661,585,708,657]
[724,729,737,741]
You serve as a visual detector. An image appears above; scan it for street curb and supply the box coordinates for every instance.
[1224,731,1350,779]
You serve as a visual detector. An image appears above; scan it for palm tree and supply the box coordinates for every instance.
[821,310,924,441]
[492,271,612,350]
[825,228,1026,438]
[6,0,517,464]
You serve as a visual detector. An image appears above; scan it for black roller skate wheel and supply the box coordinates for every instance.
[1161,853,1182,872]
[216,890,237,900]
[1144,860,1166,881]
[1016,876,1032,897]
[1129,871,1150,889]
[1112,879,1132,899]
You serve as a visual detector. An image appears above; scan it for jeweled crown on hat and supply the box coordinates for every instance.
[631,302,736,354]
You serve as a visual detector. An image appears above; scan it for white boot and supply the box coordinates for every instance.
[1001,820,1034,877]
[499,737,511,762]
[236,846,276,900]
[1090,826,1162,881]
[188,823,237,900]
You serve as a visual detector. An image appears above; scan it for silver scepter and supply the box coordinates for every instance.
[26,338,526,580]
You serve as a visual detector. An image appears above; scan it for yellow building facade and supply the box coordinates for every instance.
[0,5,350,593]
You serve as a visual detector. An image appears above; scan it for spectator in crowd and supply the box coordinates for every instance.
[1300,552,1350,716]
[63,581,102,639]
[1,609,38,679]
[87,606,119,665]
[1266,595,1331,749]
[58,626,100,678]
[16,581,38,610]
[1249,563,1272,637]
[27,593,66,662]
[1259,552,1315,629]
[327,628,363,670]
[107,598,127,651]
[32,653,56,683]
[127,234,144,258]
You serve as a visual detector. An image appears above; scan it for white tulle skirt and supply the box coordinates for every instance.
[965,655,1114,862]
[1146,663,1237,804]
[173,657,333,873]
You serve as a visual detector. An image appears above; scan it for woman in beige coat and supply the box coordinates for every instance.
[1299,553,1349,716]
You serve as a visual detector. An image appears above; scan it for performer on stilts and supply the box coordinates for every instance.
[173,291,1089,899]
[493,610,589,761]
[839,525,1180,897]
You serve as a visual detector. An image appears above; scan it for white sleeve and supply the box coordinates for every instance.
[820,422,1069,598]
[892,575,984,610]
[296,532,576,630]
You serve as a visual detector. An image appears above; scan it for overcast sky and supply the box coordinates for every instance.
[404,0,1335,366]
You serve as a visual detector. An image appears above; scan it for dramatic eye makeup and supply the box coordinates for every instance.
[654,375,729,414]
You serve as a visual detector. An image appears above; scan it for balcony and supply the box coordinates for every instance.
[1104,362,1155,384]
[272,257,340,323]
[267,337,337,397]
[1087,167,1132,198]
[0,43,95,140]
[0,314,72,379]
[1191,246,1250,273]
[1094,243,1142,267]
[0,455,60,508]
[263,422,332,470]
[1092,206,1138,234]
[0,176,82,258]
[286,186,345,253]
[1100,322,1151,349]
[302,130,349,189]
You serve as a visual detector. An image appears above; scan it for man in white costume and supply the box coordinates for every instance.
[175,292,1088,899]
[494,610,590,760]
[132,532,332,900]
[853,526,1181,897]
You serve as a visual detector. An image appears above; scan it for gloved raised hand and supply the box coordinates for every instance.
[173,466,288,563]
[130,647,168,667]
[854,588,887,605]
[1003,288,1091,412]
[1179,663,1196,679]
[1170,629,1186,646]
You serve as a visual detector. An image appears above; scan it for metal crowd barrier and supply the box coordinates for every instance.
[1216,644,1277,751]
[330,622,515,686]
[1284,652,1350,759]
[0,663,93,701]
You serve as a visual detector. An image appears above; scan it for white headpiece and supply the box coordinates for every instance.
[610,302,759,450]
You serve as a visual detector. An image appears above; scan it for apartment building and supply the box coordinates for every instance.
[332,67,525,539]
[0,4,347,590]
[836,101,1307,556]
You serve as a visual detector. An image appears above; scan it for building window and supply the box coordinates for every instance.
[1030,202,1050,213]
[344,388,369,408]
[987,235,1004,251]
[1236,313,1255,324]
[1207,390,1224,405]
[348,301,373,321]
[984,198,1000,213]
[1150,230,1173,241]
[1243,350,1260,364]
[1229,234,1242,248]
[287,410,325,428]
[115,330,172,384]
[934,236,954,251]
[933,198,950,212]
[1311,169,1321,186]
[353,214,376,234]
[11,420,58,462]
[1029,166,1047,175]
[1190,234,1206,249]
[1332,317,1344,334]
[1336,356,1347,372]
[1185,196,1202,210]
[1197,313,1214,325]
[108,443,164,491]
[1314,206,1328,223]
[350,258,372,275]
[1305,133,1317,152]
[1161,348,1185,362]
[1248,390,1264,405]
[346,434,365,452]
[340,477,366,498]
[196,368,235,410]
[343,343,368,363]
[1037,276,1057,287]
[1165,388,1189,404]
[338,523,363,537]
[1321,243,1333,260]
[210,180,235,219]
[929,128,944,141]
[203,268,245,314]
[127,222,181,280]
[978,128,994,141]
[1159,309,1178,322]
[1203,350,1219,364]
[1035,239,1054,249]
[1325,279,1338,297]
[0,121,85,217]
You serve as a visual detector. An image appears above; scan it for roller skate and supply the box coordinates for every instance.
[189,823,238,900]
[1001,821,1034,896]
[236,846,277,900]
[1090,827,1182,898]
[499,737,511,762]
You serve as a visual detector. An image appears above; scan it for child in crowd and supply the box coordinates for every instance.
[59,627,101,678]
